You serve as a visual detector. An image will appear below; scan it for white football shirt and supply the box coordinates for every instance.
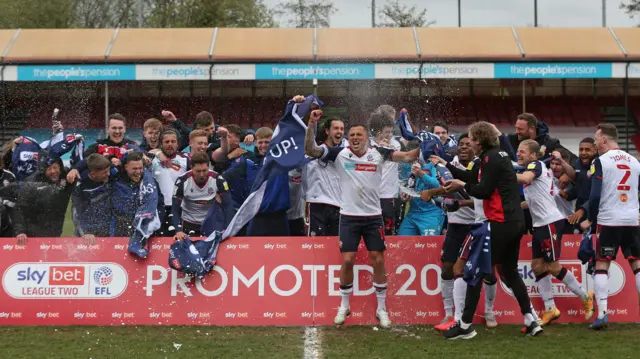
[152,153,189,206]
[321,146,394,216]
[303,144,342,208]
[522,160,565,227]
[592,149,640,226]
[173,170,228,225]
[448,156,477,225]
[371,137,401,199]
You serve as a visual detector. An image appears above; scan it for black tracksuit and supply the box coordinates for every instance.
[447,146,532,323]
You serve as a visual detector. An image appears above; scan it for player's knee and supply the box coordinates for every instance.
[441,262,454,280]
[369,253,385,268]
[342,256,356,268]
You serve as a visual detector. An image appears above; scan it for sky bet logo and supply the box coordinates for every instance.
[3,262,128,299]
[17,266,85,285]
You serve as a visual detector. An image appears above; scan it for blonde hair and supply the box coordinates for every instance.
[255,127,273,139]
[520,139,542,158]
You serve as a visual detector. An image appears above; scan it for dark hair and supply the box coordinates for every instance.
[318,117,344,143]
[552,148,572,163]
[194,111,214,128]
[458,133,469,142]
[349,124,369,133]
[161,129,179,142]
[580,137,596,145]
[432,121,449,133]
[517,113,537,128]
[596,123,619,141]
[225,124,244,139]
[368,111,394,134]
[405,139,421,151]
[124,151,144,165]
[468,121,499,150]
[86,153,110,171]
[108,113,126,126]
[190,151,210,166]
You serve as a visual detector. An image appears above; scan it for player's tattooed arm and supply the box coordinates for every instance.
[305,110,324,159]
[419,187,447,202]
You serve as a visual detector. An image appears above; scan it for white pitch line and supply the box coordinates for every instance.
[303,326,321,359]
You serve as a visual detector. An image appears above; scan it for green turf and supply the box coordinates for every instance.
[320,324,640,359]
[62,199,74,237]
[0,326,304,359]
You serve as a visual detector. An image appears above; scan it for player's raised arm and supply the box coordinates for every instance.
[304,109,325,159]
[390,147,420,163]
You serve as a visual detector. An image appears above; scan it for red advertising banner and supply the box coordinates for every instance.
[0,235,637,326]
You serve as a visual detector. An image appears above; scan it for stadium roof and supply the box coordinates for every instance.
[1,27,639,63]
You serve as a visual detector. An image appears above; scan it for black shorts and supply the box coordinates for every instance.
[338,215,386,253]
[182,220,202,238]
[380,198,401,235]
[532,219,564,262]
[289,218,306,236]
[441,223,471,263]
[595,225,640,261]
[307,203,340,236]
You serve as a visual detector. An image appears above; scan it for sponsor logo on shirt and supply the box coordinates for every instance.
[344,163,377,172]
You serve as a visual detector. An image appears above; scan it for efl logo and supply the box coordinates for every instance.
[50,266,85,286]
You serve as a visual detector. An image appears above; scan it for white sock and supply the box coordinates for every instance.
[442,278,454,318]
[374,282,387,312]
[537,275,556,312]
[453,277,467,322]
[635,270,640,294]
[530,303,540,321]
[339,284,353,309]
[559,269,588,300]
[460,320,471,330]
[594,273,608,319]
[524,313,535,326]
[484,281,497,314]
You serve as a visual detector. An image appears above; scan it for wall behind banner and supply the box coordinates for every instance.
[0,236,637,326]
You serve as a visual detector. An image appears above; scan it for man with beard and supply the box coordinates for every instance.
[369,111,403,235]
[302,117,345,236]
[151,130,190,235]
[172,152,229,239]
[443,122,541,339]
[13,154,73,243]
[112,152,165,237]
[67,113,138,183]
[508,113,576,163]
[305,110,421,329]
[567,138,598,228]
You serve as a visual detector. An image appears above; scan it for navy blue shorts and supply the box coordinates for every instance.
[595,225,640,261]
[532,219,565,262]
[441,223,470,263]
[338,215,386,253]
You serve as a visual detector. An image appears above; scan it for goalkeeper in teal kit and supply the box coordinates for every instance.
[398,161,445,236]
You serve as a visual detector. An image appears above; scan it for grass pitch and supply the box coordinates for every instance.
[0,324,638,359]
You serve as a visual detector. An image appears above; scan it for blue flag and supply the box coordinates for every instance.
[127,170,162,259]
[170,95,322,277]
[463,222,492,286]
[395,109,451,162]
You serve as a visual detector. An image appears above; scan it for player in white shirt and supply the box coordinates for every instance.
[151,130,190,236]
[287,167,305,236]
[305,109,421,329]
[580,123,640,330]
[302,117,345,236]
[516,139,594,326]
[369,112,402,235]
